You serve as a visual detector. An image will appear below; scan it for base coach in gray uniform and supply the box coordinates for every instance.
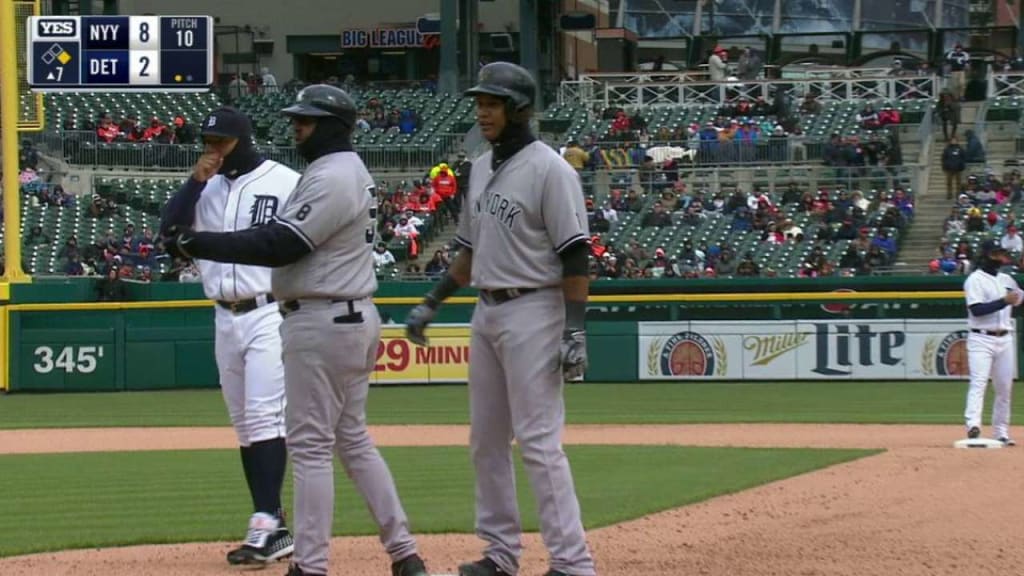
[406,62,596,576]
[164,85,430,576]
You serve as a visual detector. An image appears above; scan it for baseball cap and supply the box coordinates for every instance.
[981,239,1005,255]
[200,107,252,140]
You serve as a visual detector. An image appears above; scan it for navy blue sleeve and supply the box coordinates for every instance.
[159,177,206,236]
[969,299,1010,317]
[183,222,311,267]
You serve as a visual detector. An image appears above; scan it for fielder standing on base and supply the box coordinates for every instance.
[406,62,596,576]
[160,107,298,566]
[163,85,430,576]
[963,239,1020,446]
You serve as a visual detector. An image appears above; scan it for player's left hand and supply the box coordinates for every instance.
[163,225,198,260]
[560,329,588,381]
[405,303,436,346]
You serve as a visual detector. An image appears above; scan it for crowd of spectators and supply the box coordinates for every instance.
[564,88,906,174]
[585,179,914,280]
[83,113,199,145]
[354,96,421,135]
[371,161,464,269]
[935,168,1024,275]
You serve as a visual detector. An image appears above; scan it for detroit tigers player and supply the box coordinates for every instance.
[405,62,596,576]
[963,239,1020,445]
[160,107,298,566]
[164,85,430,576]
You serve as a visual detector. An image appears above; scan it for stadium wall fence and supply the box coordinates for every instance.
[0,277,1001,391]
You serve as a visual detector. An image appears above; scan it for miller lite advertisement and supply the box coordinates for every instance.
[637,320,1010,381]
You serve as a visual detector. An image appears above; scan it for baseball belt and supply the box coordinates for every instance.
[478,288,536,306]
[217,294,275,314]
[279,298,363,324]
[970,328,1010,337]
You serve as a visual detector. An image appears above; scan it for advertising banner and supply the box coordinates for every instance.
[373,324,470,384]
[638,319,998,380]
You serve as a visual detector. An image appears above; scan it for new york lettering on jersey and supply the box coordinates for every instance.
[456,141,588,290]
[272,152,378,301]
[193,160,300,301]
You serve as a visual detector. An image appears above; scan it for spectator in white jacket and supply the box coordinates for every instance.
[708,47,728,82]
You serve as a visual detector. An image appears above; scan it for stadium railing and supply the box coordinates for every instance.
[27,130,466,173]
[559,72,941,110]
[988,71,1024,99]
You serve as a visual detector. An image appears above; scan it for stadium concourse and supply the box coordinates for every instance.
[7,69,1024,284]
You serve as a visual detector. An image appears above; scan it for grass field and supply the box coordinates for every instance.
[0,381,1010,429]
[0,445,875,557]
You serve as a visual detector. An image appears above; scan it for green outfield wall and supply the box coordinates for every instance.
[0,277,1006,391]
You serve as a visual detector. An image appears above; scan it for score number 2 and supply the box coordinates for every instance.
[33,346,104,374]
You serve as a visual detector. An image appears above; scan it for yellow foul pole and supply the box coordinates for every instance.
[1,0,29,282]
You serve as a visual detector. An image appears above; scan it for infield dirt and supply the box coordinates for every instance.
[0,423,1020,576]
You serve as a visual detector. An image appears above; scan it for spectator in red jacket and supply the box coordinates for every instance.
[432,165,459,223]
[612,110,631,133]
[878,106,901,126]
[141,117,167,141]
[96,115,120,142]
[402,194,424,213]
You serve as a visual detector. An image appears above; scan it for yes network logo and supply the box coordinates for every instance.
[37,19,76,37]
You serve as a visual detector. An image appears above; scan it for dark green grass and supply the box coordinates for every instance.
[0,381,1013,428]
[0,445,874,557]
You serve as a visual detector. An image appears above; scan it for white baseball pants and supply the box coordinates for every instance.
[964,331,1016,439]
[215,304,287,446]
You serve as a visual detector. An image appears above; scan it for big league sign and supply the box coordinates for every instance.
[639,320,1000,380]
[341,27,439,49]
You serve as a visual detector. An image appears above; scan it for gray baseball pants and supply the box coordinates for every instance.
[280,298,418,575]
[468,287,596,575]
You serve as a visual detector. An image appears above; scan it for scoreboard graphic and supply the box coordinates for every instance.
[27,15,213,92]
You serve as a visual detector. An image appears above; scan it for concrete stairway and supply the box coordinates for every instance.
[892,102,982,272]
[892,101,1021,272]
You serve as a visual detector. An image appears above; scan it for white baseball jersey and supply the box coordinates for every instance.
[964,269,1020,331]
[454,141,588,289]
[273,151,378,300]
[193,160,301,301]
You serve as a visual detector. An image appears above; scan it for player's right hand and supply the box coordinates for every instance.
[1006,290,1023,306]
[192,153,223,182]
[405,303,436,346]
[163,225,197,260]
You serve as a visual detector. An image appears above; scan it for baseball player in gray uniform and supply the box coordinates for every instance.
[406,62,596,576]
[164,85,430,576]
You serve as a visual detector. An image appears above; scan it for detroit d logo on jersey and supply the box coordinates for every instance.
[250,195,279,226]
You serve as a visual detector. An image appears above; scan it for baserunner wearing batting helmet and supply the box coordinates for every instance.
[406,61,598,576]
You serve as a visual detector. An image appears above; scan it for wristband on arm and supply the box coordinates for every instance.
[565,299,586,331]
[424,273,461,309]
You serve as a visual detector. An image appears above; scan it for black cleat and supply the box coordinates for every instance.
[227,513,294,565]
[285,563,326,576]
[967,426,981,439]
[392,553,430,576]
[458,557,510,576]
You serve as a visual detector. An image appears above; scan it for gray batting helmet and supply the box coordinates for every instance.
[281,84,357,122]
[465,62,537,110]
